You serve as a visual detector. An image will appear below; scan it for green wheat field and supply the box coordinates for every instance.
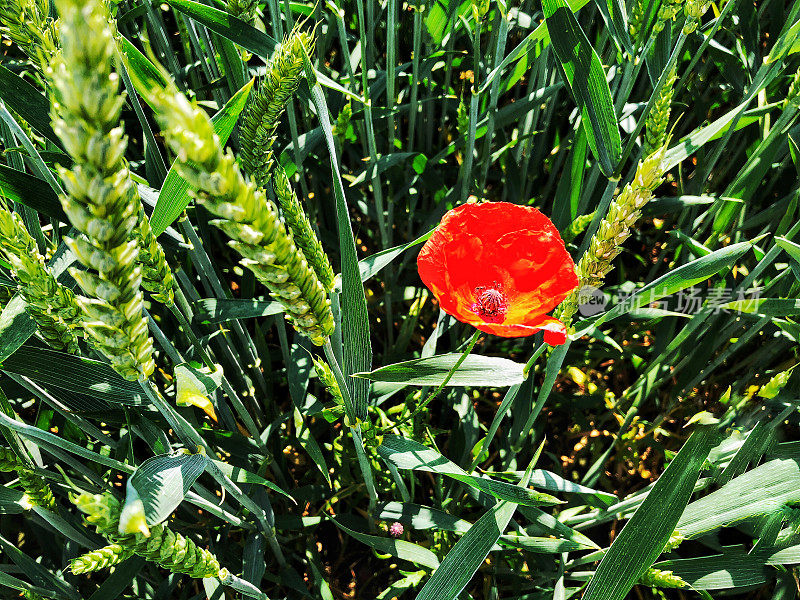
[0,0,799,598]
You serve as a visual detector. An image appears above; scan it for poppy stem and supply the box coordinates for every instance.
[522,341,547,379]
[388,329,482,431]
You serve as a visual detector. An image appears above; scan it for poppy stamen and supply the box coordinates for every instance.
[471,284,508,323]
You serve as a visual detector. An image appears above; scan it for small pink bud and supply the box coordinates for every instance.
[389,522,404,537]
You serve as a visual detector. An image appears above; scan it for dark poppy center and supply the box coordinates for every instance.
[471,285,508,323]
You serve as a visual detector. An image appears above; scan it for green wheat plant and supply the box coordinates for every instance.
[49,0,157,380]
[71,491,222,579]
[239,27,313,188]
[0,447,56,510]
[0,201,81,353]
[0,0,59,72]
[0,0,799,598]
[150,80,335,346]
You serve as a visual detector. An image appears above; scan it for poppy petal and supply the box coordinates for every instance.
[417,201,579,346]
[468,314,568,344]
[539,318,569,346]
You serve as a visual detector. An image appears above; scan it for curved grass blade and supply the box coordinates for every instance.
[655,547,770,591]
[333,519,440,569]
[165,0,360,102]
[303,51,371,420]
[357,228,434,283]
[0,165,65,221]
[0,65,62,149]
[194,298,284,324]
[127,451,209,525]
[676,458,800,540]
[574,240,754,335]
[414,452,540,600]
[378,435,559,506]
[2,346,146,405]
[354,354,524,387]
[117,36,170,109]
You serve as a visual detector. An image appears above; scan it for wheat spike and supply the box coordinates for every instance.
[683,0,713,33]
[49,0,156,380]
[273,167,336,292]
[69,543,134,574]
[644,68,677,156]
[72,492,222,578]
[653,0,684,33]
[226,0,259,23]
[0,203,81,353]
[639,568,687,589]
[554,148,666,326]
[239,28,312,187]
[628,0,646,44]
[0,447,56,509]
[0,0,59,72]
[150,86,335,345]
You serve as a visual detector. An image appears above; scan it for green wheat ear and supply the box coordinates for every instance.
[627,0,646,45]
[683,0,713,33]
[239,27,313,187]
[49,0,157,380]
[652,0,684,33]
[643,67,677,157]
[22,591,54,600]
[639,568,687,589]
[0,0,59,73]
[69,542,134,574]
[787,67,800,106]
[273,167,336,293]
[150,85,335,346]
[0,447,57,510]
[134,206,175,305]
[313,355,344,405]
[0,202,81,353]
[72,492,222,579]
[554,147,667,326]
[226,0,258,22]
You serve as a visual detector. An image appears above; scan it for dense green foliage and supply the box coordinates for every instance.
[0,0,799,598]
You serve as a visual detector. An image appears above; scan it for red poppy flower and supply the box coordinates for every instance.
[417,202,579,345]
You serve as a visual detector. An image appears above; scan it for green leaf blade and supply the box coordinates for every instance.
[543,0,621,176]
[128,452,208,526]
[582,426,719,600]
[354,354,524,387]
